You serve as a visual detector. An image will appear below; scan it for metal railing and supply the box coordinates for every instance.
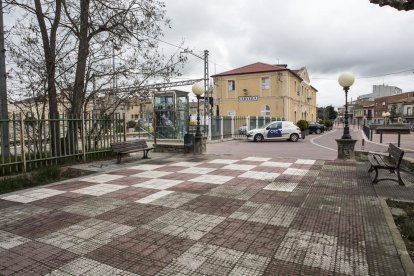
[209,116,285,140]
[0,113,125,175]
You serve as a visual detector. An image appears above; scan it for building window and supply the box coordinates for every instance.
[261,77,270,90]
[228,80,235,91]
[261,105,270,116]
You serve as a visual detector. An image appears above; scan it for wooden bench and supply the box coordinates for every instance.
[111,140,153,164]
[368,143,405,186]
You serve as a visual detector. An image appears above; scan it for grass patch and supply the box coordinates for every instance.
[0,166,93,195]
[386,199,414,261]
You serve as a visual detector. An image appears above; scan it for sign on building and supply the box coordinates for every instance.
[238,96,258,102]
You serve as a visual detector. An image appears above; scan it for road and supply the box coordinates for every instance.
[207,125,414,160]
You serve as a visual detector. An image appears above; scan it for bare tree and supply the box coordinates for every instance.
[6,0,187,154]
[370,0,414,10]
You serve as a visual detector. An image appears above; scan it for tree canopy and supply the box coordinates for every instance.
[369,0,414,11]
[6,0,186,118]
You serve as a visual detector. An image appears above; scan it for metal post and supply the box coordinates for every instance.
[81,113,86,161]
[220,117,223,140]
[380,130,383,144]
[0,0,9,158]
[397,132,401,147]
[203,50,209,137]
[231,116,234,138]
[122,113,126,142]
[19,113,26,173]
[342,87,352,139]
[196,96,201,137]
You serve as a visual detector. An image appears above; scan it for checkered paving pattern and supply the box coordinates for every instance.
[0,155,408,275]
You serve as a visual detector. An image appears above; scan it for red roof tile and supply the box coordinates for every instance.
[211,62,288,77]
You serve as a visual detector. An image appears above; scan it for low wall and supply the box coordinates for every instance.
[153,143,186,153]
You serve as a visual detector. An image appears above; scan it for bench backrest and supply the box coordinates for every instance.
[388,143,404,167]
[111,140,148,152]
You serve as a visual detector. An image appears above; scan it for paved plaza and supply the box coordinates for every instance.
[1,153,414,275]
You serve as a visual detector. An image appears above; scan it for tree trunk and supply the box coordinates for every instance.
[34,0,62,156]
[67,0,90,154]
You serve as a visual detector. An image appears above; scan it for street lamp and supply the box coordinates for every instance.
[382,111,390,125]
[338,72,355,139]
[336,72,357,160]
[192,82,204,137]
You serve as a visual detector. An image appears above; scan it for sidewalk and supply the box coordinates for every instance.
[0,152,413,275]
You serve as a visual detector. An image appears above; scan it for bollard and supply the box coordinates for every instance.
[398,132,401,147]
[380,130,383,144]
[370,129,373,141]
[362,138,365,151]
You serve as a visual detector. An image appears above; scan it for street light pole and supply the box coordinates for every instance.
[342,86,351,139]
[196,95,201,137]
[192,82,205,154]
[336,72,357,160]
[338,72,355,139]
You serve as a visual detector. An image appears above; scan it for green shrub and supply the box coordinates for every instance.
[32,166,61,183]
[296,120,308,131]
[396,215,414,241]
[324,119,333,128]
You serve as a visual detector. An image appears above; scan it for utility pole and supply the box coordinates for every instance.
[203,50,209,136]
[180,49,210,136]
[0,0,9,158]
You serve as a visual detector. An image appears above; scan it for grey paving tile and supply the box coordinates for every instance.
[61,197,127,217]
[37,218,135,255]
[142,209,225,240]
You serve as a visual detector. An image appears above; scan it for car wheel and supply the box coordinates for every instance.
[315,129,321,134]
[289,133,299,142]
[254,134,264,142]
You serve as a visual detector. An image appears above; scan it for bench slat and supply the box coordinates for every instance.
[112,144,148,151]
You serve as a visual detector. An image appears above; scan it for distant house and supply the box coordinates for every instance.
[373,92,414,123]
[211,62,318,122]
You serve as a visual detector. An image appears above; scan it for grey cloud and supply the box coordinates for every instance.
[162,0,414,107]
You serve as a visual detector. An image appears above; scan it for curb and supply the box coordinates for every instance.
[379,198,414,276]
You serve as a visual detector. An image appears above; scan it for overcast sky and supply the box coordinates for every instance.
[161,0,414,108]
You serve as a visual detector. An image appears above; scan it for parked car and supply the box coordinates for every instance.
[239,125,247,135]
[308,121,325,134]
[246,121,302,142]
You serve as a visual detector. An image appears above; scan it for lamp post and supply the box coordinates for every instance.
[382,111,390,125]
[192,82,205,154]
[336,72,357,160]
[338,72,355,139]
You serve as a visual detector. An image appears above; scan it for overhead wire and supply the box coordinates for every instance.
[312,69,414,80]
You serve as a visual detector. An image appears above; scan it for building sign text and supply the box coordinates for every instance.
[239,96,258,102]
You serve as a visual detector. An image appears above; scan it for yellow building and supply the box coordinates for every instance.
[211,62,318,122]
